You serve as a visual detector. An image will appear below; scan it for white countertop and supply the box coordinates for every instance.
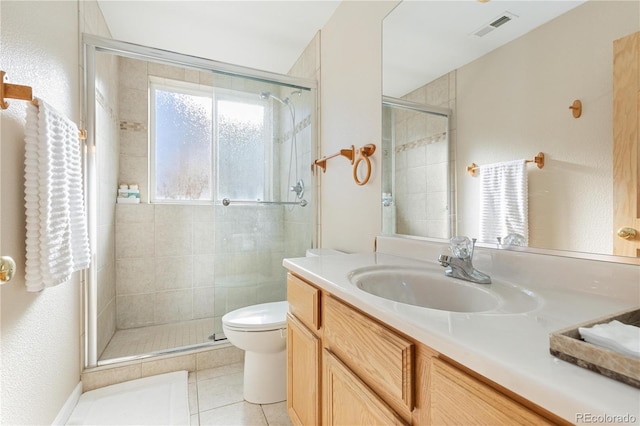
[283,251,640,425]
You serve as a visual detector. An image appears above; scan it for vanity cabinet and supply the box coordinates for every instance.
[286,272,567,425]
[286,274,322,426]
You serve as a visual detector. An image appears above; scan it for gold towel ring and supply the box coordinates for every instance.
[353,144,376,186]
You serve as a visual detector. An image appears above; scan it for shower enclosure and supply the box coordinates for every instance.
[85,36,316,366]
[381,97,454,239]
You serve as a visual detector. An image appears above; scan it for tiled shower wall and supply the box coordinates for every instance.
[393,71,457,238]
[113,58,303,332]
[95,52,120,357]
[284,32,319,254]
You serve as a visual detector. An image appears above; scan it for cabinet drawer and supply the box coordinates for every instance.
[431,357,555,425]
[287,273,321,331]
[324,296,414,415]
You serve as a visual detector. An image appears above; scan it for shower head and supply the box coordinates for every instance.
[259,91,289,105]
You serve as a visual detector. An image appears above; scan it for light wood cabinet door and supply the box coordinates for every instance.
[287,313,321,426]
[613,30,640,257]
[430,358,555,426]
[323,349,408,426]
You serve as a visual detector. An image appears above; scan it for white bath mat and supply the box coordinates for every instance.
[66,370,189,425]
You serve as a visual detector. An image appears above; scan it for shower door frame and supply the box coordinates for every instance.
[82,34,318,368]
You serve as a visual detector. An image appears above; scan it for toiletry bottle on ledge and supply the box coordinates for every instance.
[116,183,140,204]
[127,184,140,199]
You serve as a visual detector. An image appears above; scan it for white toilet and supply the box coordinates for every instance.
[222,301,288,404]
[222,248,344,404]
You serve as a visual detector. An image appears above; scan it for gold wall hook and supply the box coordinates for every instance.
[569,99,582,118]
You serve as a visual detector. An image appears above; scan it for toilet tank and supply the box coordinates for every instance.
[305,248,345,257]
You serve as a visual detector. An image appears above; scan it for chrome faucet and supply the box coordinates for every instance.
[438,236,491,284]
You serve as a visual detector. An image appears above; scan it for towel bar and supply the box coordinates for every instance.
[1,70,86,139]
[467,152,545,176]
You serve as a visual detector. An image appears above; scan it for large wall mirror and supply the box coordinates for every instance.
[382,0,640,260]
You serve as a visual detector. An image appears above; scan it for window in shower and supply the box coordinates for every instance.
[215,91,271,201]
[150,80,272,203]
[150,77,213,202]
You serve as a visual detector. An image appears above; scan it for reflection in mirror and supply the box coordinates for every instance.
[383,1,640,259]
[382,97,453,239]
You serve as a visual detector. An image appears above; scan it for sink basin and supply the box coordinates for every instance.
[348,265,539,314]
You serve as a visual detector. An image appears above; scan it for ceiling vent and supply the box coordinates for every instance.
[472,11,518,37]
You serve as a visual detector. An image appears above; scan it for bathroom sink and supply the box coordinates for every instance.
[348,265,539,314]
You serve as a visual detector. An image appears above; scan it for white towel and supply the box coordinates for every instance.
[24,98,91,292]
[479,159,528,245]
[579,320,640,359]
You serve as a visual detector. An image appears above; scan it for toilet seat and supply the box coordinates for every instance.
[222,301,288,332]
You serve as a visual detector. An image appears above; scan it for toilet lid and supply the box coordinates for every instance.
[222,301,288,331]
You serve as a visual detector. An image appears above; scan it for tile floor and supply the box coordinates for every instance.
[100,318,217,361]
[189,361,292,426]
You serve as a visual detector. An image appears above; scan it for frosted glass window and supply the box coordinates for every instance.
[216,98,267,200]
[151,80,213,202]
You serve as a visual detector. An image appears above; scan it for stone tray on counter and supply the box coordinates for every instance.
[549,307,640,389]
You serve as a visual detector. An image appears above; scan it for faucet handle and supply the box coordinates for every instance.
[438,254,451,267]
[450,236,473,259]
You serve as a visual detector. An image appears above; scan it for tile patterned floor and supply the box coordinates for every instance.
[100,318,217,361]
[189,362,292,426]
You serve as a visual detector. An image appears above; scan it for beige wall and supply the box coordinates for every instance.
[319,1,399,253]
[0,1,112,423]
[456,1,639,254]
[1,2,80,424]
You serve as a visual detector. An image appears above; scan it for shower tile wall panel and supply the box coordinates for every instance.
[95,51,120,358]
[283,37,317,256]
[115,57,311,331]
[115,204,213,329]
[395,71,456,239]
[213,204,286,332]
[119,57,149,202]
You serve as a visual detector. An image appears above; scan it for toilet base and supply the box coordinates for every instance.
[243,350,286,404]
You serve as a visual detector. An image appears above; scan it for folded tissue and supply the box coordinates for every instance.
[579,320,640,359]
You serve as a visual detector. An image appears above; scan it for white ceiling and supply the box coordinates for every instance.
[383,1,586,97]
[97,1,585,96]
[97,0,341,75]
